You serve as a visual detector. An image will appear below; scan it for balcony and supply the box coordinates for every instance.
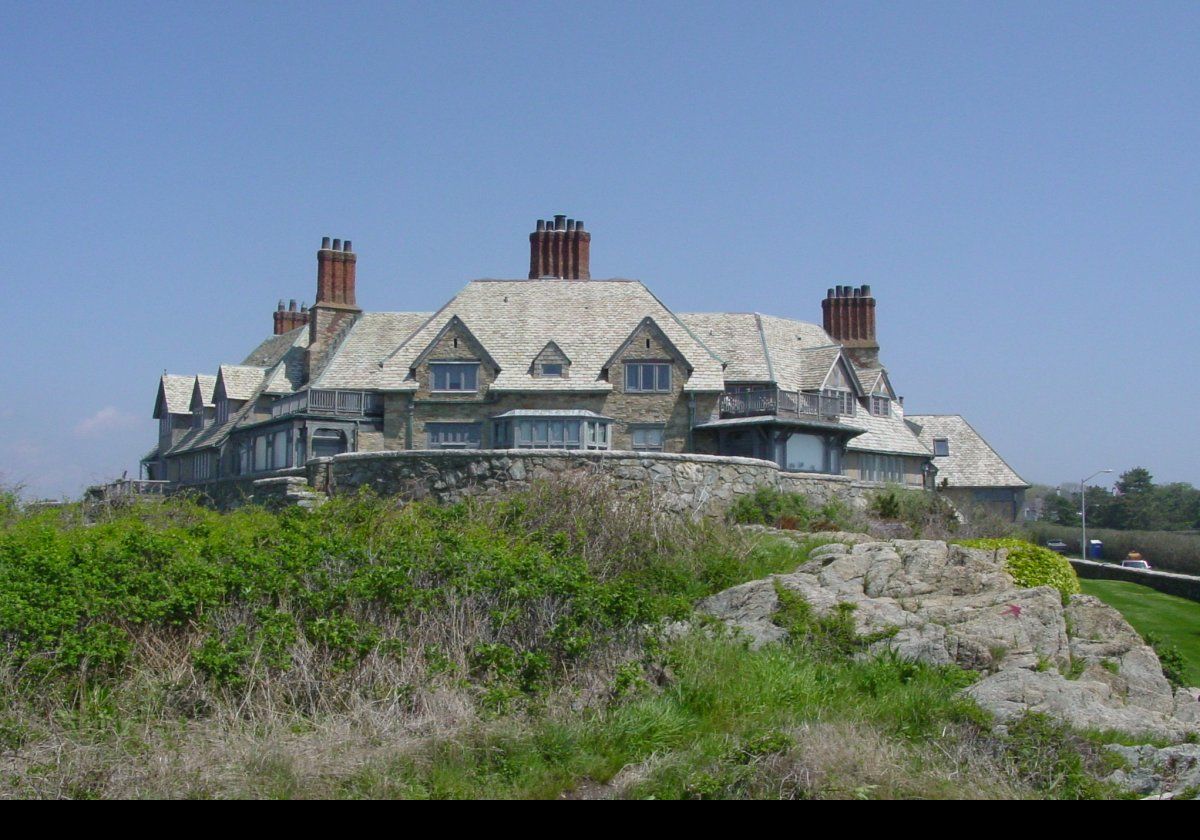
[271,389,384,418]
[718,388,842,420]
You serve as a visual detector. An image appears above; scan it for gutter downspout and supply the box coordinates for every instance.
[405,399,414,450]
[686,394,696,452]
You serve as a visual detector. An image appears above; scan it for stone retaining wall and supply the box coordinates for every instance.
[1071,558,1200,603]
[309,449,787,518]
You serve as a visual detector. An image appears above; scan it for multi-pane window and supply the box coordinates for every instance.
[495,417,610,450]
[630,425,665,451]
[823,389,856,416]
[427,423,482,449]
[430,363,480,393]
[216,399,230,425]
[870,396,890,417]
[861,454,905,483]
[933,438,950,457]
[625,362,671,393]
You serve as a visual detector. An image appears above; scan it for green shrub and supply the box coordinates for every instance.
[958,538,1081,601]
[729,487,814,528]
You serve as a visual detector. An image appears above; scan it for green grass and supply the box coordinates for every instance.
[1079,579,1200,686]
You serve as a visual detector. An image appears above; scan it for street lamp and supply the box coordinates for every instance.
[1080,469,1113,561]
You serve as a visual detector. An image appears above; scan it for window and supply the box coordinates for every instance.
[823,388,856,416]
[625,362,671,393]
[539,362,564,378]
[427,423,482,449]
[430,363,479,393]
[861,454,905,483]
[216,399,230,425]
[933,438,950,457]
[630,425,665,451]
[870,396,890,417]
[497,416,611,450]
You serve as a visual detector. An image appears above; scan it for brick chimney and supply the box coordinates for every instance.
[528,215,590,279]
[307,237,362,381]
[822,285,879,368]
[273,299,310,335]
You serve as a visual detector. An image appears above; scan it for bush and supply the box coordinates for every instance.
[958,538,1081,601]
[729,487,814,529]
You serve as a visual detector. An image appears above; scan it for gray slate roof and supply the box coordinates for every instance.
[678,312,839,389]
[312,312,431,390]
[260,329,311,395]
[379,280,727,393]
[217,365,267,401]
[154,374,195,418]
[192,375,217,409]
[845,402,931,457]
[906,415,1028,488]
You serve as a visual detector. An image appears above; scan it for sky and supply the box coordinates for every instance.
[1,2,1197,498]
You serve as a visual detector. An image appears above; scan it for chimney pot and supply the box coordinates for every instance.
[576,220,584,231]
[343,240,352,252]
[289,299,297,311]
[321,236,331,249]
[277,300,285,310]
[554,214,566,230]
[332,238,341,251]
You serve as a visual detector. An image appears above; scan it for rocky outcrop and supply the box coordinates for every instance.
[697,535,1199,742]
[1104,743,1200,798]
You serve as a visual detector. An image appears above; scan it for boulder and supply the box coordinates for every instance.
[696,538,1199,741]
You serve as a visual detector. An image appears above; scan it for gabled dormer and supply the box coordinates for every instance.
[603,317,693,394]
[816,351,863,417]
[859,368,897,417]
[189,375,218,429]
[530,341,571,379]
[408,315,500,397]
[153,373,197,448]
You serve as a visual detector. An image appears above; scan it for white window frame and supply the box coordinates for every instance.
[870,395,890,417]
[427,422,482,449]
[823,388,856,417]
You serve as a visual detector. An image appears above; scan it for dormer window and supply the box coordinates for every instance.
[625,362,671,393]
[431,362,479,393]
[823,388,856,416]
[216,399,230,425]
[933,438,950,457]
[870,395,890,417]
[539,362,564,378]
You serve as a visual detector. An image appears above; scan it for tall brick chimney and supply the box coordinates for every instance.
[529,215,590,279]
[822,285,879,368]
[273,299,310,335]
[307,237,362,381]
[315,237,357,306]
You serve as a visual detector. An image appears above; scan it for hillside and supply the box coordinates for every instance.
[0,479,1196,799]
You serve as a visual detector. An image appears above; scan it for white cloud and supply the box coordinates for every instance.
[74,406,140,438]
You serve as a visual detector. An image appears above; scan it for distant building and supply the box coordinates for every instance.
[143,215,1025,517]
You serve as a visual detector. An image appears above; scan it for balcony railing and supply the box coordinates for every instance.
[718,388,842,420]
[271,390,384,418]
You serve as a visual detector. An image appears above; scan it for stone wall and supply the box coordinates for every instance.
[309,450,785,518]
[1071,558,1200,604]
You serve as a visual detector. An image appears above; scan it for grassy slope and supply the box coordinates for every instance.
[1079,579,1200,686]
[0,491,1136,799]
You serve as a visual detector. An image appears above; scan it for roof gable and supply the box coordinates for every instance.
[408,315,501,375]
[153,374,194,419]
[377,280,726,392]
[602,316,693,374]
[215,365,266,402]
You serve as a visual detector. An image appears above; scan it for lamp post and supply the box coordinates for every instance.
[1080,469,1113,561]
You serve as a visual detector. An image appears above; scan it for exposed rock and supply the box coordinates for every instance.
[1104,743,1200,796]
[1174,687,1200,724]
[696,538,1199,742]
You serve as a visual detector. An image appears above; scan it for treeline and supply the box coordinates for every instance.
[1024,522,1200,576]
[1035,468,1200,532]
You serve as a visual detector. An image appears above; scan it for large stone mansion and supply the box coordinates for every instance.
[145,215,1028,518]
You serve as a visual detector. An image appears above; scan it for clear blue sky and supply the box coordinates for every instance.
[2,2,1197,498]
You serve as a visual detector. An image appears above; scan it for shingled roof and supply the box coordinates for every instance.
[846,403,931,457]
[906,415,1028,488]
[378,280,727,392]
[678,312,846,391]
[153,374,195,418]
[312,312,432,390]
[216,365,267,401]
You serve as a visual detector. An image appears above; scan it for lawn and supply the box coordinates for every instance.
[1079,579,1200,687]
